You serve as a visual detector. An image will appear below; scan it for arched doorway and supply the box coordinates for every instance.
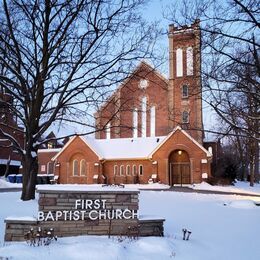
[169,150,191,186]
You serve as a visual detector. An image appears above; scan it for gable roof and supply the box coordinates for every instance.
[52,127,211,162]
[83,135,166,160]
[148,126,212,158]
[95,61,169,114]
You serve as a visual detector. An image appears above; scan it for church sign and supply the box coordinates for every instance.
[5,186,164,241]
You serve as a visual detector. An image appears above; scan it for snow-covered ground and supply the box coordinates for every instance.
[192,181,260,195]
[0,188,260,259]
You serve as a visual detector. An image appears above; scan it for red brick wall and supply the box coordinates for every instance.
[55,137,100,184]
[96,63,169,139]
[152,129,211,184]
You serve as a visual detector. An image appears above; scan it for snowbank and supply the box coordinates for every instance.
[0,178,22,189]
[192,181,260,195]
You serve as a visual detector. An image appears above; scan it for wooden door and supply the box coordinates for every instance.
[171,163,190,185]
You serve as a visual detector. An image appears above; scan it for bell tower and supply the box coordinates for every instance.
[168,20,203,144]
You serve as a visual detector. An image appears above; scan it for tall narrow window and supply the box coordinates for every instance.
[114,165,118,175]
[47,162,54,174]
[141,97,147,137]
[73,160,79,176]
[80,159,86,176]
[120,165,124,176]
[186,47,193,75]
[126,165,131,176]
[182,111,189,123]
[182,85,189,98]
[176,48,183,77]
[150,106,156,137]
[132,165,137,176]
[139,165,143,176]
[106,122,111,139]
[133,108,138,138]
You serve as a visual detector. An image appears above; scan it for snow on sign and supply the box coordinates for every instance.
[5,186,165,241]
[38,198,138,222]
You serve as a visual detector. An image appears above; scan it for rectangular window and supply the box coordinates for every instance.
[133,108,138,138]
[150,106,156,137]
[141,97,147,137]
[182,85,189,98]
[186,47,193,75]
[176,48,183,77]
[139,165,143,176]
[41,165,46,172]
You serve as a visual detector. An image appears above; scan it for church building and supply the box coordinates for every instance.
[40,20,212,185]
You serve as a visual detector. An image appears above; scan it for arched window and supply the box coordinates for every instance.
[176,48,183,77]
[141,97,147,137]
[208,146,213,155]
[106,122,111,139]
[186,47,193,75]
[139,165,143,176]
[182,111,189,124]
[120,165,124,176]
[73,160,79,176]
[132,165,137,176]
[126,165,131,176]
[150,106,156,137]
[47,161,54,174]
[80,159,86,176]
[114,165,118,176]
[133,108,138,138]
[182,85,189,98]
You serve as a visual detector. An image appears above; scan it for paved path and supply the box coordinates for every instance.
[0,187,22,193]
[1,186,260,199]
[140,186,260,198]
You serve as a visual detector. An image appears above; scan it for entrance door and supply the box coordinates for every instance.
[171,163,190,185]
[169,150,191,186]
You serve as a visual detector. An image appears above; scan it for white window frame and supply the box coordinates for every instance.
[106,122,111,139]
[182,111,189,124]
[133,108,138,138]
[176,48,183,77]
[114,165,118,176]
[186,47,193,76]
[73,160,79,176]
[150,106,156,137]
[126,165,131,176]
[141,97,147,137]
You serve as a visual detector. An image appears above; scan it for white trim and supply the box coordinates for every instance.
[52,136,102,161]
[141,96,147,137]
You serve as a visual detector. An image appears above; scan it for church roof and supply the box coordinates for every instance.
[52,126,212,161]
[83,135,166,160]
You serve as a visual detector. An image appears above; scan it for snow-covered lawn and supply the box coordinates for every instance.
[0,189,260,260]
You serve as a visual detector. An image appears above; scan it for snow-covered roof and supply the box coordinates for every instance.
[38,148,61,153]
[83,136,166,160]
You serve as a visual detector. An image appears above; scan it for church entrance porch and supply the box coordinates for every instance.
[169,150,191,186]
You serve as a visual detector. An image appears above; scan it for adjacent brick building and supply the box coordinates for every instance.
[0,91,24,176]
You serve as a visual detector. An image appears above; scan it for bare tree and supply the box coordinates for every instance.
[166,0,259,185]
[0,0,160,200]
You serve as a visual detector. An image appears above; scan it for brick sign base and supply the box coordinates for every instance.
[5,187,165,241]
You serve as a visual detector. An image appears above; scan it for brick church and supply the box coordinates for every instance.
[39,20,212,185]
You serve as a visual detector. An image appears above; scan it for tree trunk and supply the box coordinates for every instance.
[21,154,38,200]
